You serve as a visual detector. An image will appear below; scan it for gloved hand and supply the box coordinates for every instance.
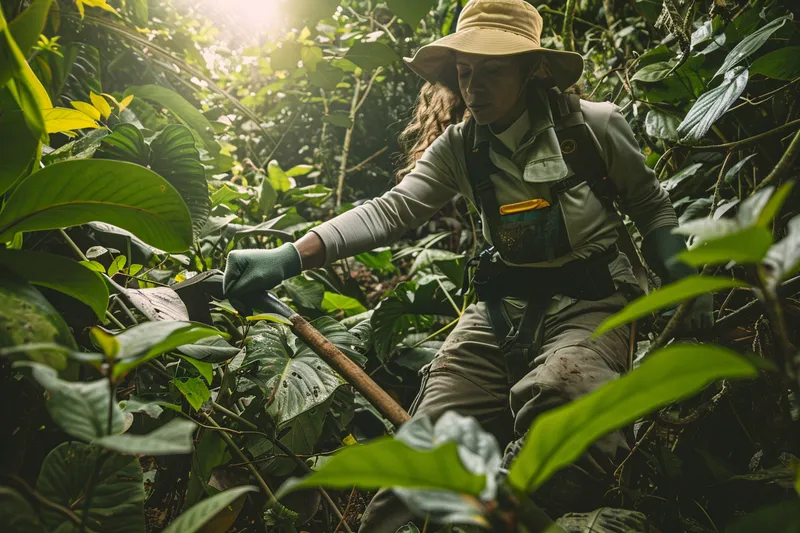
[222,243,302,300]
[642,226,715,333]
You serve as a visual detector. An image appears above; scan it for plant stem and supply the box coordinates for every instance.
[690,119,800,151]
[562,0,578,51]
[10,475,100,533]
[336,77,363,208]
[59,228,89,261]
[753,128,800,192]
[105,310,125,329]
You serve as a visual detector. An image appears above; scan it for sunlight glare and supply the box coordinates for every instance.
[217,0,284,33]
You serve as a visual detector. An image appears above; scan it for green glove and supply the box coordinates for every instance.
[642,226,714,331]
[223,243,302,300]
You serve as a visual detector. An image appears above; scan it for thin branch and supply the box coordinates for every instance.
[687,119,800,151]
[10,475,99,533]
[753,128,800,192]
[345,146,388,173]
[332,487,357,533]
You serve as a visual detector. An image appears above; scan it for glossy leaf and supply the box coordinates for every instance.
[343,41,400,72]
[750,46,800,81]
[507,344,760,492]
[321,291,368,316]
[90,91,111,118]
[644,109,680,141]
[16,361,125,441]
[99,320,219,378]
[8,0,53,57]
[0,248,108,319]
[631,61,673,83]
[764,215,800,291]
[286,164,314,177]
[267,159,292,191]
[37,442,145,533]
[162,486,256,533]
[713,15,793,79]
[71,100,102,120]
[0,159,193,252]
[594,276,749,336]
[150,124,211,237]
[0,99,39,196]
[677,226,773,267]
[96,419,197,455]
[173,377,211,410]
[43,107,100,132]
[356,248,396,274]
[125,84,220,157]
[677,67,749,143]
[277,438,485,498]
[99,122,150,165]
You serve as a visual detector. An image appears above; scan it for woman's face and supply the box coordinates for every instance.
[456,52,528,128]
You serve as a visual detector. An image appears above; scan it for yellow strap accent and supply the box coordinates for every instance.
[499,198,551,215]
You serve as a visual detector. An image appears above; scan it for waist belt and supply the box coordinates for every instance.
[466,245,619,303]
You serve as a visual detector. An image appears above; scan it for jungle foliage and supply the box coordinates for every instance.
[0,0,799,532]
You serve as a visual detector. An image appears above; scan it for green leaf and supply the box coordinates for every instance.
[0,487,45,533]
[277,439,485,498]
[343,41,400,72]
[631,61,673,83]
[108,255,126,277]
[260,173,277,216]
[179,354,213,383]
[177,335,241,363]
[726,501,800,533]
[294,316,368,367]
[677,66,749,143]
[750,46,800,80]
[0,159,193,252]
[37,442,145,533]
[99,122,150,165]
[387,0,436,27]
[594,276,749,336]
[267,159,292,192]
[150,124,211,237]
[186,431,230,506]
[282,276,325,309]
[644,109,680,141]
[103,320,219,378]
[724,154,757,185]
[0,248,108,319]
[677,226,773,267]
[286,164,314,177]
[8,0,53,57]
[323,110,353,128]
[507,344,760,492]
[162,486,256,533]
[243,324,343,424]
[43,107,100,133]
[356,248,396,274]
[308,61,346,90]
[16,361,124,441]
[756,180,795,228]
[125,85,220,157]
[96,419,197,455]
[211,184,249,206]
[713,15,793,79]
[321,292,368,316]
[0,98,39,196]
[764,215,800,291]
[173,377,211,410]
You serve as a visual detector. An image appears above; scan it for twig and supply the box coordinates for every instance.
[688,119,800,151]
[710,151,734,214]
[332,487,357,533]
[336,76,363,207]
[614,421,655,481]
[345,146,388,173]
[753,128,800,192]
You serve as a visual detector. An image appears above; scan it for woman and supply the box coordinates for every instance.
[224,0,713,530]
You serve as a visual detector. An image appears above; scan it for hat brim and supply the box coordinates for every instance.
[404,27,584,91]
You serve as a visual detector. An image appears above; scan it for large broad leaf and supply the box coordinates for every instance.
[124,85,219,158]
[507,344,760,492]
[90,320,219,378]
[0,159,193,252]
[277,437,485,503]
[0,248,108,319]
[0,487,45,533]
[16,361,124,441]
[631,61,673,83]
[99,122,150,165]
[594,276,748,336]
[387,0,435,27]
[8,0,53,57]
[0,99,39,196]
[644,109,680,141]
[96,419,197,455]
[294,315,368,366]
[37,441,145,533]
[677,66,749,143]
[713,15,793,79]
[677,226,773,267]
[42,107,100,133]
[726,501,800,533]
[150,124,211,237]
[343,42,401,72]
[750,46,800,81]
[162,486,256,533]
[121,285,190,322]
[242,323,343,425]
[321,291,367,317]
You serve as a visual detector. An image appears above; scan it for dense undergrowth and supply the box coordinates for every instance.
[0,0,799,532]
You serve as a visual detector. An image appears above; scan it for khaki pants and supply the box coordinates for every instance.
[359,292,632,533]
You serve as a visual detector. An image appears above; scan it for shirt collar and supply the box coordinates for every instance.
[472,87,555,154]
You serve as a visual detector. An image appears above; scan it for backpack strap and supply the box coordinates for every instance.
[463,119,503,248]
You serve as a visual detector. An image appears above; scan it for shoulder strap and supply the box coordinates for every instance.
[463,119,502,247]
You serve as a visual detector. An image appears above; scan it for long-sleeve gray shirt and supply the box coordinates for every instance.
[310,90,677,311]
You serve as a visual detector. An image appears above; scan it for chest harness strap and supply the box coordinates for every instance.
[462,89,620,384]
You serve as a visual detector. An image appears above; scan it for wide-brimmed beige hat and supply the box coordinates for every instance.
[404,0,584,91]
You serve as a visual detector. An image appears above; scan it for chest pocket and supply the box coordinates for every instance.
[466,91,617,265]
